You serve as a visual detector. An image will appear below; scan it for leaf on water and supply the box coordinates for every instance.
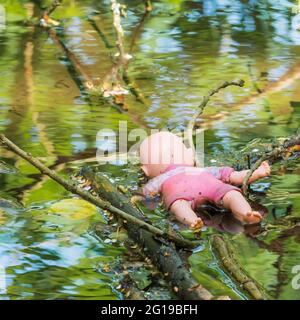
[49,198,99,220]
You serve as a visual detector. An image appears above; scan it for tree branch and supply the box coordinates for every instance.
[43,0,62,18]
[111,0,130,62]
[0,134,198,248]
[144,0,152,12]
[40,0,62,27]
[187,79,245,166]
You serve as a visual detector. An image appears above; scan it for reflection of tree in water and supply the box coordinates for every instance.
[1,0,300,300]
[248,221,300,299]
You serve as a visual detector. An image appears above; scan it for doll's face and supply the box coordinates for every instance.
[139,132,195,178]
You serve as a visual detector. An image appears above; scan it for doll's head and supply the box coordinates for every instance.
[139,131,195,178]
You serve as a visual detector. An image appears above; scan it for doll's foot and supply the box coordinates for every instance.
[189,218,204,232]
[252,161,271,180]
[233,211,262,225]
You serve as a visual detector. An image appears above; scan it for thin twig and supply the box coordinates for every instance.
[89,9,148,103]
[111,0,129,62]
[144,0,152,12]
[43,0,62,17]
[187,79,245,166]
[99,0,133,98]
[0,134,198,248]
[40,0,62,27]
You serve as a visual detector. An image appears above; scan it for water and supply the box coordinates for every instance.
[0,0,300,299]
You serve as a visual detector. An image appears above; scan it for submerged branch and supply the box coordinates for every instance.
[81,167,220,300]
[211,235,267,300]
[0,134,198,249]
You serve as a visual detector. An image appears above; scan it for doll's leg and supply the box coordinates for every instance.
[229,161,271,186]
[170,199,203,229]
[222,190,262,224]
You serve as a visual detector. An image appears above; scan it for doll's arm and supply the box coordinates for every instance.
[229,161,271,186]
[141,176,163,197]
[170,200,203,229]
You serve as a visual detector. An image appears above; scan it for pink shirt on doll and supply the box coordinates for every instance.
[142,165,241,210]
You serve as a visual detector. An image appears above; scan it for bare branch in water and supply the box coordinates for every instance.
[89,8,149,104]
[40,0,62,27]
[99,0,134,99]
[40,8,148,128]
[111,0,131,62]
[0,134,199,249]
[43,0,62,17]
[88,16,114,50]
[144,0,153,12]
[187,80,245,166]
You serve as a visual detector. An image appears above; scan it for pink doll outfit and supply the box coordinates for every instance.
[142,165,241,210]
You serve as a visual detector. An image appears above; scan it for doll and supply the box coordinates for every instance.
[138,131,271,230]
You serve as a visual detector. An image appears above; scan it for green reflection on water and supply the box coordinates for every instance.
[0,0,300,299]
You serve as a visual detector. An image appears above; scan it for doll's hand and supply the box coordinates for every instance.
[240,211,262,225]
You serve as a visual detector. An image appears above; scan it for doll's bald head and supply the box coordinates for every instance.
[139,131,195,178]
